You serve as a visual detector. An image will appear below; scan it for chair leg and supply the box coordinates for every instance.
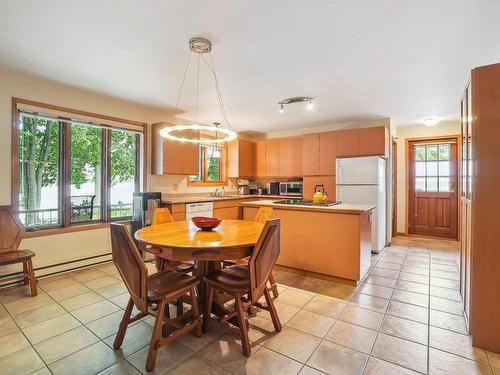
[113,298,134,349]
[22,261,28,285]
[268,272,279,299]
[235,294,251,357]
[176,296,184,317]
[203,284,214,333]
[26,259,37,297]
[146,299,166,372]
[189,287,202,337]
[264,288,282,332]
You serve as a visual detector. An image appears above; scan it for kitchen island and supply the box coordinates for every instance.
[241,200,375,284]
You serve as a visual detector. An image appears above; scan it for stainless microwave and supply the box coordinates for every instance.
[279,181,303,196]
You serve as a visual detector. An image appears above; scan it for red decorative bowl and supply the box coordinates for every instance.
[191,216,222,231]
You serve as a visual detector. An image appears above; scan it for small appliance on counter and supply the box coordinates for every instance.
[279,180,303,196]
[132,192,162,241]
[237,179,250,195]
[269,181,280,195]
[312,184,328,203]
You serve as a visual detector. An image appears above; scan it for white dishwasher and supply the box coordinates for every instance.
[185,202,214,221]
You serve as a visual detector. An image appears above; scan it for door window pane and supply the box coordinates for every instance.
[415,177,426,191]
[427,145,438,160]
[18,116,60,227]
[438,161,450,176]
[415,146,426,161]
[427,162,438,176]
[415,162,426,176]
[439,144,450,160]
[110,130,137,218]
[439,177,450,192]
[427,177,438,191]
[70,124,102,223]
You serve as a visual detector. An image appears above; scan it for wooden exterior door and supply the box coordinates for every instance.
[408,139,458,238]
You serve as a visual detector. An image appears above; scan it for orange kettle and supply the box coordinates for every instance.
[312,185,328,203]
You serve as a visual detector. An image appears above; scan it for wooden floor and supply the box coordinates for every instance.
[0,236,497,375]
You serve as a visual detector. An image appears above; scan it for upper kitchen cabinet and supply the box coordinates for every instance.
[302,133,320,176]
[228,139,255,177]
[336,129,360,156]
[255,141,266,177]
[265,140,280,177]
[337,126,388,158]
[359,126,389,157]
[279,137,302,177]
[319,131,337,175]
[151,122,199,175]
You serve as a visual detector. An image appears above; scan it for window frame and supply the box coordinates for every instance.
[11,98,147,236]
[187,144,228,186]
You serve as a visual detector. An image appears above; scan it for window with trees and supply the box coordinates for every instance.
[16,109,143,230]
[188,145,226,185]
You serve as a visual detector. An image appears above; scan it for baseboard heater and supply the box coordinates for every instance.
[0,252,112,289]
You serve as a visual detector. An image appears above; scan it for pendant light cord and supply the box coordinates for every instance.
[201,52,235,132]
[174,51,193,116]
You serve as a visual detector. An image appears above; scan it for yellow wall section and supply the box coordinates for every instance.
[394,122,461,234]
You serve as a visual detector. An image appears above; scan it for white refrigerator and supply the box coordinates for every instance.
[336,156,387,253]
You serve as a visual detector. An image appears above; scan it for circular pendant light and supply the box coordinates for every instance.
[160,37,237,144]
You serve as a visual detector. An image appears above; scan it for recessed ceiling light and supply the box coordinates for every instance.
[422,117,441,126]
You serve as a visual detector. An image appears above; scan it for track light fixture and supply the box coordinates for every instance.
[277,96,315,113]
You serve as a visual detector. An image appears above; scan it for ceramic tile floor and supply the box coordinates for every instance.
[1,236,499,375]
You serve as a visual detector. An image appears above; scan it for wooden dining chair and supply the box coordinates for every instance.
[0,206,37,297]
[204,218,282,356]
[110,223,201,371]
[222,206,279,298]
[151,207,194,274]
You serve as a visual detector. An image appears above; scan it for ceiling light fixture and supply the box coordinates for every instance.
[422,116,441,126]
[278,96,315,113]
[159,37,237,144]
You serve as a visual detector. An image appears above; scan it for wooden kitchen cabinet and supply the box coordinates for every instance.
[359,126,389,157]
[302,133,320,176]
[336,129,360,157]
[265,140,280,177]
[459,62,500,353]
[255,141,266,177]
[151,122,200,175]
[279,137,302,177]
[303,176,336,201]
[337,126,388,158]
[228,139,255,177]
[319,131,337,175]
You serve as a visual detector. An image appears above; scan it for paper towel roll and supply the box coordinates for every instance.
[237,179,250,186]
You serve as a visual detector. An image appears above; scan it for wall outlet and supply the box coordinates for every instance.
[173,184,179,192]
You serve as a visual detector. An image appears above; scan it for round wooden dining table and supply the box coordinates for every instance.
[134,219,264,316]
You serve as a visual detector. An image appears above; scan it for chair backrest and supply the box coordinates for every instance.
[152,207,174,225]
[110,223,148,312]
[253,206,273,224]
[248,218,280,303]
[0,206,23,253]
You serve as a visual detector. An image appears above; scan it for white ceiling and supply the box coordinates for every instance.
[1,1,499,131]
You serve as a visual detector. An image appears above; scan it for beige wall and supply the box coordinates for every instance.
[0,64,233,277]
[394,122,461,234]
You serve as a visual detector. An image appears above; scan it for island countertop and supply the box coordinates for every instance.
[240,199,375,214]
